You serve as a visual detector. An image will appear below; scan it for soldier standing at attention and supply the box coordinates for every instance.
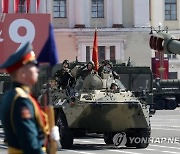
[0,42,59,154]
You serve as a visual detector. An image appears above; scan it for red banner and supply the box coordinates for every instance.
[3,0,9,13]
[92,30,99,71]
[0,14,51,71]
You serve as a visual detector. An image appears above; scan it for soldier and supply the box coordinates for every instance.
[77,61,96,80]
[0,42,59,154]
[54,59,75,90]
[98,60,120,79]
[110,82,118,90]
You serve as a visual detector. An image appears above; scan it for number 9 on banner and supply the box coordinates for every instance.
[9,19,35,50]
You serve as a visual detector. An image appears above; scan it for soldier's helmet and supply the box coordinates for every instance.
[110,82,118,90]
[62,59,70,67]
[102,60,113,68]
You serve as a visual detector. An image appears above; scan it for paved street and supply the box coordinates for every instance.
[0,109,180,154]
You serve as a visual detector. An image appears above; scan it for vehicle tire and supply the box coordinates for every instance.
[103,132,114,144]
[125,128,150,149]
[135,128,150,149]
[166,100,177,110]
[155,99,165,110]
[55,108,73,149]
[72,129,86,137]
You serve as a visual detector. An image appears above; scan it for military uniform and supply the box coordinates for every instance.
[0,42,49,154]
[76,61,96,80]
[54,60,75,89]
[98,60,120,79]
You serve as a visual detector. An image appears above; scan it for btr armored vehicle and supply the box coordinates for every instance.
[38,62,153,149]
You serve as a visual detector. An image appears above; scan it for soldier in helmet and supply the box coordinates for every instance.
[54,59,75,90]
[98,60,120,79]
[77,61,96,80]
[110,82,119,91]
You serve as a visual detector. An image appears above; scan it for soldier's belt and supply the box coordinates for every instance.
[8,146,46,154]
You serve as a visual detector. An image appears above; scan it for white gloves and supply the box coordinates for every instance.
[50,126,60,141]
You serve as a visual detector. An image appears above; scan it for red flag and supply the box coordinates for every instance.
[92,30,99,71]
[36,0,40,13]
[14,0,20,13]
[26,0,30,13]
[3,0,9,13]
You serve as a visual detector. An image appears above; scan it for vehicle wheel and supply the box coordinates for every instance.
[72,129,86,137]
[103,132,114,144]
[55,108,73,149]
[155,100,165,110]
[125,128,150,149]
[166,100,177,110]
[135,128,151,149]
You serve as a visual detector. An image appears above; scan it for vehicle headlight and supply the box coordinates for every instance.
[75,92,79,97]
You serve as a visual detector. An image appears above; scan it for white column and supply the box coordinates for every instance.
[75,0,85,28]
[8,0,14,13]
[151,0,164,28]
[106,0,113,28]
[178,1,180,29]
[0,0,2,13]
[105,46,110,60]
[38,0,46,13]
[46,0,52,14]
[69,0,75,28]
[30,0,36,13]
[134,0,150,27]
[90,47,93,61]
[112,0,123,28]
[84,0,90,27]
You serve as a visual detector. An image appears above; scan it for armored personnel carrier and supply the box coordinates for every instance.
[39,63,153,149]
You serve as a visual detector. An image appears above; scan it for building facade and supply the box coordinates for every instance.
[1,0,180,78]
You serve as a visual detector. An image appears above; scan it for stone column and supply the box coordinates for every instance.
[151,0,164,28]
[134,0,150,27]
[112,0,123,28]
[38,0,46,13]
[105,46,110,60]
[46,0,52,14]
[0,0,2,13]
[30,0,36,13]
[69,0,75,28]
[75,0,85,28]
[8,0,14,13]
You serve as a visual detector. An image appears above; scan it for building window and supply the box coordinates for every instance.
[168,54,176,59]
[86,46,90,62]
[91,0,104,18]
[98,46,105,62]
[169,72,177,79]
[165,0,177,20]
[53,0,66,18]
[18,0,26,13]
[110,46,115,61]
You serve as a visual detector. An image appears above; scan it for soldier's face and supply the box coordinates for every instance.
[63,63,69,71]
[22,63,39,85]
[87,64,93,70]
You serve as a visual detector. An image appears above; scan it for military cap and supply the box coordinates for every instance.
[0,42,37,73]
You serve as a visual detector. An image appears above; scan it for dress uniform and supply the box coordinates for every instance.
[0,42,50,154]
